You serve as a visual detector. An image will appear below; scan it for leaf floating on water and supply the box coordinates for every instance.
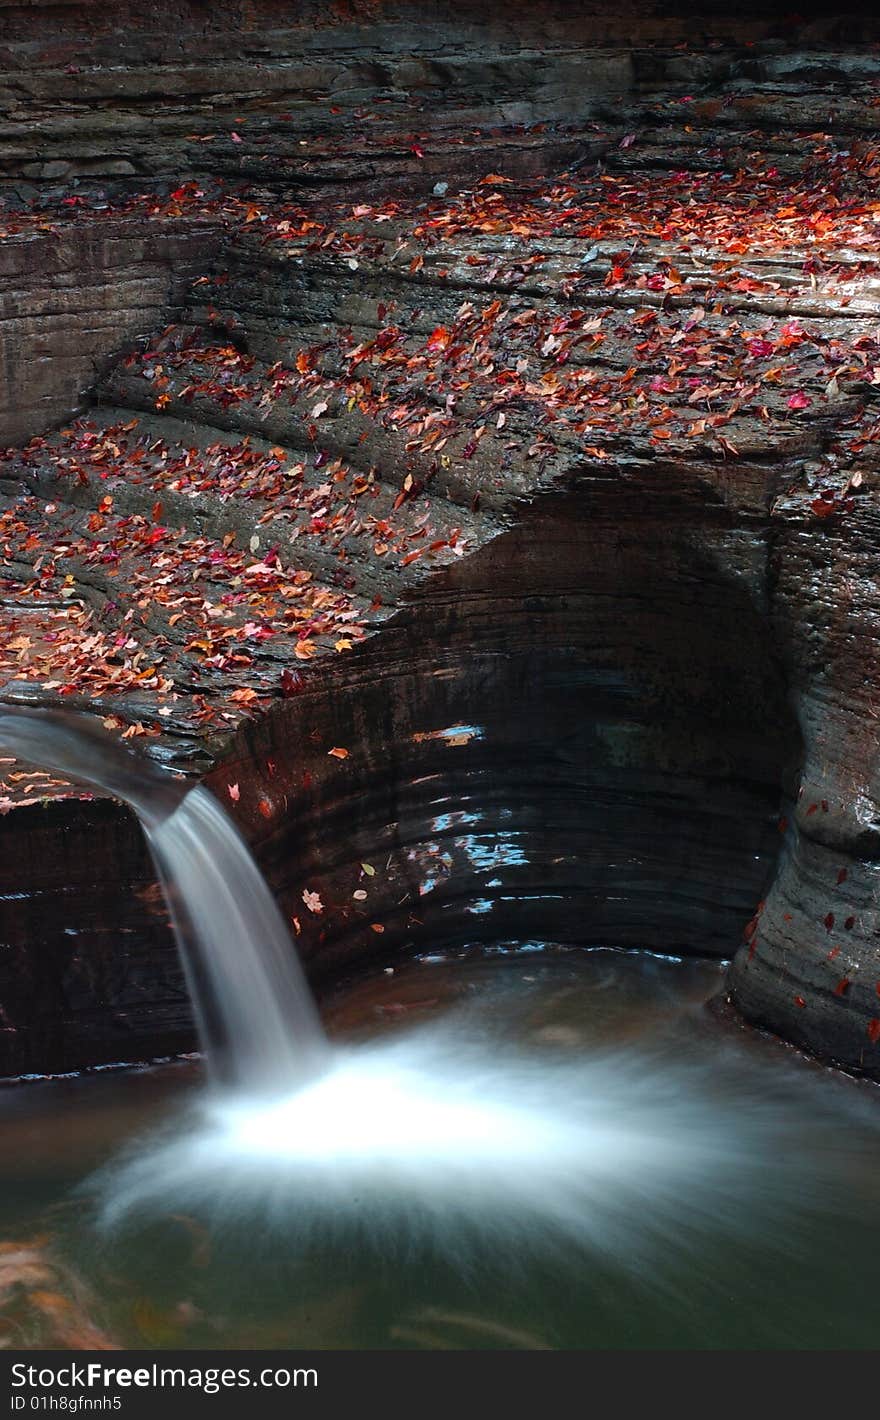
[227,783,240,802]
[302,890,323,914]
[328,746,349,759]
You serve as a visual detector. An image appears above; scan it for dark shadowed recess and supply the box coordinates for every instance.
[220,475,801,982]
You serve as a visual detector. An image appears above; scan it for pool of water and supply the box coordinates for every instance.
[1,946,879,1350]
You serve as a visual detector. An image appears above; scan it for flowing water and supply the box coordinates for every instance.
[0,709,327,1091]
[0,710,879,1349]
[1,950,880,1349]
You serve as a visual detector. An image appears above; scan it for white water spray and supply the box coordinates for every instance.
[97,1022,826,1266]
[147,787,328,1089]
[3,707,862,1274]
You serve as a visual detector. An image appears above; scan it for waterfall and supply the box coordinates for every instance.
[2,712,836,1279]
[0,708,328,1091]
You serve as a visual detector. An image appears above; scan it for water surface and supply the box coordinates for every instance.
[1,947,878,1350]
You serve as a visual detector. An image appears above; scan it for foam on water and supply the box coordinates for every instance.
[5,708,877,1293]
[93,1017,843,1270]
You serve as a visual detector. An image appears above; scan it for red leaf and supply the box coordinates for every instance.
[867,1019,880,1045]
[426,326,451,351]
[280,668,305,697]
[794,996,806,1009]
[824,912,835,932]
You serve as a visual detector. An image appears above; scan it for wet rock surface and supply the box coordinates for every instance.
[1,1,879,1077]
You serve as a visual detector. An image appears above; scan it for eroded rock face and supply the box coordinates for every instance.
[8,1,876,199]
[213,476,798,981]
[0,794,190,1074]
[0,219,220,446]
[1,1,880,1078]
[727,479,880,1073]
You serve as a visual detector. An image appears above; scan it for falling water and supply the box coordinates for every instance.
[0,708,328,1091]
[5,706,879,1304]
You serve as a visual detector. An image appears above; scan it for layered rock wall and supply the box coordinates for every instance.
[2,1,879,198]
[2,0,880,1079]
[727,477,880,1071]
[0,219,219,444]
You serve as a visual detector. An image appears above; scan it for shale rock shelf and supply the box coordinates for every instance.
[1,0,879,1080]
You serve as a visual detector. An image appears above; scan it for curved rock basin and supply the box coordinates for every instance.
[224,483,801,988]
[1,947,879,1350]
[0,481,803,1076]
